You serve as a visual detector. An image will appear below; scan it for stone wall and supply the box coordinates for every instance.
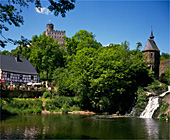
[159,59,170,76]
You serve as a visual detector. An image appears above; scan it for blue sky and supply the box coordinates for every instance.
[1,0,169,54]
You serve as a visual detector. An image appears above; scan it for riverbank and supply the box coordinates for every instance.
[41,110,96,115]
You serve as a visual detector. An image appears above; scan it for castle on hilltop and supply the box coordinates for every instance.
[44,23,65,44]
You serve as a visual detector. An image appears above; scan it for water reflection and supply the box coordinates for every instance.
[0,115,169,139]
[143,118,159,139]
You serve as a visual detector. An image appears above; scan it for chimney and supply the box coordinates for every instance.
[15,55,22,62]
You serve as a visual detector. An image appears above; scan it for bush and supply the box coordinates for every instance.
[160,102,169,112]
[69,105,81,111]
[148,81,159,91]
[1,98,43,115]
[167,115,170,121]
[159,114,166,121]
[137,87,147,107]
[42,90,51,98]
[62,108,69,113]
[44,99,61,111]
[43,96,80,112]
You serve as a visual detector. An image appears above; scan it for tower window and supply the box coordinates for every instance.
[151,53,153,58]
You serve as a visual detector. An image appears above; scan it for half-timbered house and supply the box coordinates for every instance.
[0,54,38,84]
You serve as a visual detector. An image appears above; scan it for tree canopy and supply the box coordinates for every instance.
[53,37,153,114]
[29,34,66,80]
[161,52,170,60]
[65,30,102,55]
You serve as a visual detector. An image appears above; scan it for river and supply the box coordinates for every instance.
[0,114,169,139]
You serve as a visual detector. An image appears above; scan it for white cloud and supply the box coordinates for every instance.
[35,7,52,15]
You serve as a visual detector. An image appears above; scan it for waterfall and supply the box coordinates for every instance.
[140,86,170,118]
[140,96,159,118]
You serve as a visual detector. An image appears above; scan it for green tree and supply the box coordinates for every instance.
[136,42,142,51]
[160,66,170,84]
[53,68,75,96]
[65,30,102,55]
[29,34,66,80]
[54,42,152,114]
[0,50,11,55]
[161,52,170,60]
[0,0,75,48]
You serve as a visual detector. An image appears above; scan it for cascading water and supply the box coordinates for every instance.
[140,86,170,118]
[140,96,159,118]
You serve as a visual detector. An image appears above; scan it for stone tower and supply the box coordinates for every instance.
[46,24,54,32]
[142,28,160,79]
[44,23,66,44]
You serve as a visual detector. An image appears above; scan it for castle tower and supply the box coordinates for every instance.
[46,24,54,32]
[142,27,160,79]
[44,23,66,44]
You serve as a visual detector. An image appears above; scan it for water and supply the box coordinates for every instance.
[140,96,159,118]
[0,114,169,139]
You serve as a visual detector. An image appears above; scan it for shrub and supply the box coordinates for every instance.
[159,114,166,121]
[42,90,51,98]
[62,108,69,113]
[167,115,170,121]
[44,99,61,111]
[1,98,43,115]
[160,102,169,112]
[148,81,159,90]
[57,96,73,107]
[69,105,81,111]
[137,87,147,107]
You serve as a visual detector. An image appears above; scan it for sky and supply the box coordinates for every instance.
[1,0,169,54]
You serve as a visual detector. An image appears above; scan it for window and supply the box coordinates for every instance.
[151,53,153,58]
[31,75,34,80]
[7,73,10,78]
[20,75,23,79]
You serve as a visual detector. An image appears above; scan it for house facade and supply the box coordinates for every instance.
[0,55,38,84]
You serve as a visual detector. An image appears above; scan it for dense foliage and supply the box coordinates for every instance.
[29,34,66,80]
[160,66,170,85]
[161,52,170,60]
[1,98,43,116]
[0,97,80,118]
[53,32,153,114]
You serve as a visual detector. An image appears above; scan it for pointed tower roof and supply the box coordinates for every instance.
[149,26,154,39]
[142,27,160,52]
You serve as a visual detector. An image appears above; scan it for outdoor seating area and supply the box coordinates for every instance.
[0,80,41,91]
